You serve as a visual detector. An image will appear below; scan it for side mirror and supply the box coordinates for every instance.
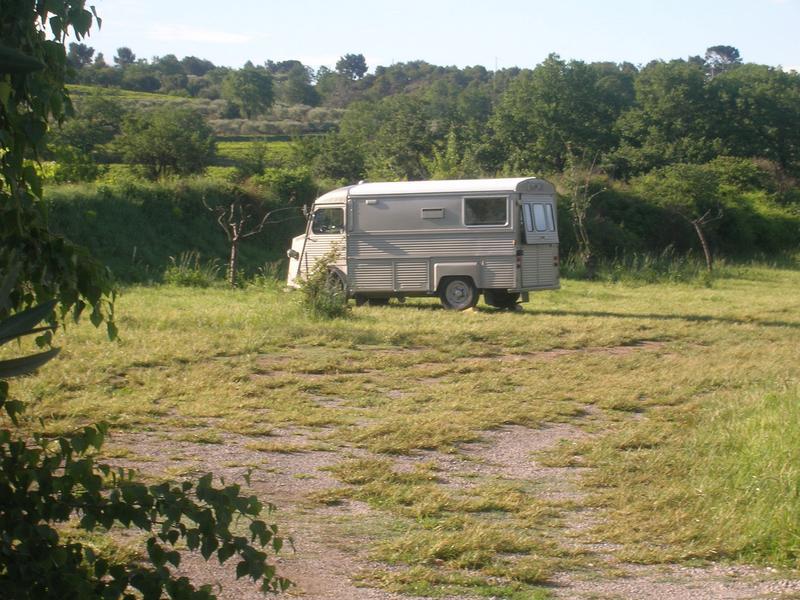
[286,249,300,260]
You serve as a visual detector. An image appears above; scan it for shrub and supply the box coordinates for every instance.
[163,251,221,287]
[298,250,348,319]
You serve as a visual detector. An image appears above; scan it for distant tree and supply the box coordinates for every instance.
[709,64,800,174]
[614,59,715,175]
[221,67,274,118]
[113,46,136,67]
[366,96,433,180]
[705,45,742,78]
[491,55,625,172]
[66,42,94,69]
[422,128,480,179]
[265,59,305,75]
[121,63,160,91]
[152,53,183,76]
[308,132,367,183]
[50,93,127,157]
[336,53,368,79]
[93,51,107,67]
[278,63,319,105]
[181,55,215,76]
[116,106,216,178]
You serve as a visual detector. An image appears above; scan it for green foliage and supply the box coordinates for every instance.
[50,145,102,183]
[0,0,116,330]
[633,163,721,222]
[298,250,349,319]
[335,54,368,80]
[250,166,315,204]
[221,68,274,119]
[491,54,631,172]
[613,59,716,175]
[163,251,221,287]
[115,106,216,179]
[47,91,127,159]
[45,179,298,282]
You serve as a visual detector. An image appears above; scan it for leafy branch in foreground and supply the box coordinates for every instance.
[0,302,291,599]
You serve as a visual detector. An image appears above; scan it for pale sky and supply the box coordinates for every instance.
[81,0,800,72]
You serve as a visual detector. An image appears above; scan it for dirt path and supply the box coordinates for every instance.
[105,419,800,600]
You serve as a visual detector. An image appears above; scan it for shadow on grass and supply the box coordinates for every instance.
[526,308,800,329]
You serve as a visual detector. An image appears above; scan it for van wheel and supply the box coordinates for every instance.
[439,277,477,310]
[484,290,520,309]
[326,269,346,297]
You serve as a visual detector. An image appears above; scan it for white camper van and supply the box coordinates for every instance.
[286,178,559,310]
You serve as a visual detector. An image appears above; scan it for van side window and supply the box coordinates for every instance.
[524,203,555,232]
[311,207,344,234]
[464,196,507,226]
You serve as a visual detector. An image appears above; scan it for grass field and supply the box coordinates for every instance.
[215,139,295,167]
[6,266,800,597]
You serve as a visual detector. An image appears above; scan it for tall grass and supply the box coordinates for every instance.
[163,251,221,287]
[561,249,713,285]
[587,383,800,566]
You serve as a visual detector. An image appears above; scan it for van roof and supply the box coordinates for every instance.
[314,177,553,205]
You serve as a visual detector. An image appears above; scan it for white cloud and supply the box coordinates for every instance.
[149,25,251,44]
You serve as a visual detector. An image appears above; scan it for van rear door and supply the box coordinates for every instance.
[519,196,559,289]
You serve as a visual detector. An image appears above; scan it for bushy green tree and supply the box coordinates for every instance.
[614,59,717,175]
[116,106,216,179]
[221,67,274,118]
[49,92,126,159]
[335,53,367,80]
[709,64,800,174]
[491,55,628,173]
[632,164,723,270]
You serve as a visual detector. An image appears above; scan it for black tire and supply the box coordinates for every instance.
[439,277,477,310]
[326,269,346,296]
[484,290,520,309]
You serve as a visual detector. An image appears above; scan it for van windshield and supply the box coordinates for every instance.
[312,207,344,234]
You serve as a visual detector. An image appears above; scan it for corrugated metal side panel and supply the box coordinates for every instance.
[300,239,345,278]
[350,262,393,291]
[395,261,429,291]
[521,245,557,288]
[350,235,514,259]
[481,258,516,288]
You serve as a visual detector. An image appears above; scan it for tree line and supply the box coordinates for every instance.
[52,43,800,272]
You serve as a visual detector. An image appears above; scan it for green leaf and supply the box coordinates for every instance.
[235,560,249,579]
[0,300,57,346]
[0,348,59,378]
[217,543,235,564]
[0,42,46,74]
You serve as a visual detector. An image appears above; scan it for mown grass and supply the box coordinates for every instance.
[4,265,800,594]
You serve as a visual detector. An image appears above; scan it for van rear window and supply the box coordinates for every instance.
[464,196,507,226]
